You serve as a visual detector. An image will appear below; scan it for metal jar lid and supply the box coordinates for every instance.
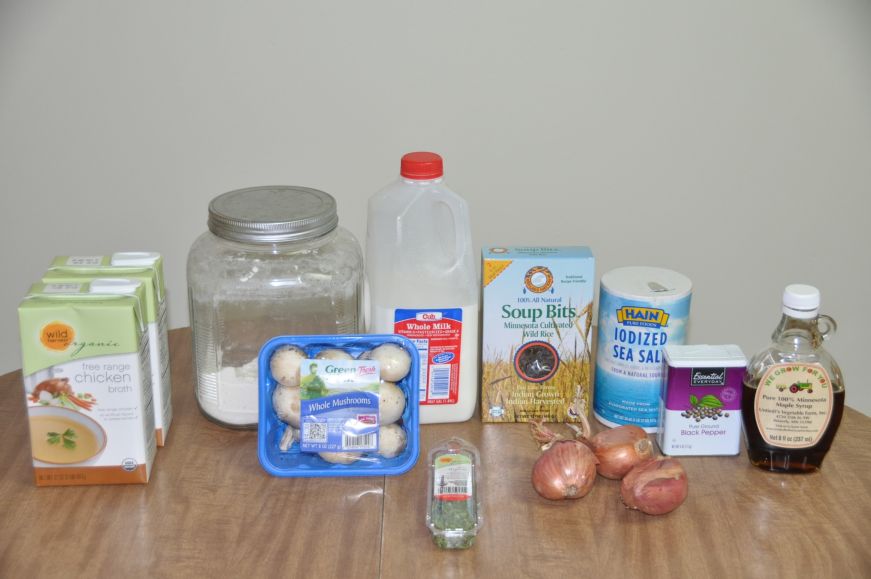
[207,186,339,244]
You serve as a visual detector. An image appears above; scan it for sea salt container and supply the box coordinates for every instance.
[658,345,747,456]
[188,187,364,428]
[594,267,692,432]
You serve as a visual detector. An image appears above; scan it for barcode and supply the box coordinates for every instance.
[429,365,451,399]
[343,432,376,450]
[304,422,328,443]
[43,283,82,293]
[67,256,102,266]
[439,484,468,494]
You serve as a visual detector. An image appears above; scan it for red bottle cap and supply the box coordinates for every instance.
[400,152,444,180]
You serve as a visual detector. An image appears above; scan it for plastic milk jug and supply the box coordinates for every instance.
[366,152,478,424]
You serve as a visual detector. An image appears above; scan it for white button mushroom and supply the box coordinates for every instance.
[270,345,307,388]
[379,381,406,425]
[315,348,354,361]
[360,343,412,382]
[278,426,298,451]
[378,424,408,458]
[318,451,363,464]
[272,385,301,428]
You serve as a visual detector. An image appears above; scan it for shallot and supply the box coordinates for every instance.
[621,457,688,515]
[532,441,598,500]
[590,425,654,480]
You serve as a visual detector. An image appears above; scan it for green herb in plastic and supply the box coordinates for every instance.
[427,437,482,549]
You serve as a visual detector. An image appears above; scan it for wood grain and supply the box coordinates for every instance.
[382,408,871,579]
[0,329,384,579]
[1,328,870,578]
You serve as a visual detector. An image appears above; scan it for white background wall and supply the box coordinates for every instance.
[2,1,869,415]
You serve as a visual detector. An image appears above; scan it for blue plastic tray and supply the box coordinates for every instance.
[258,334,420,477]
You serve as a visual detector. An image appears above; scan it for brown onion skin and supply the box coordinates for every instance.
[621,457,688,515]
[532,441,598,501]
[591,425,655,480]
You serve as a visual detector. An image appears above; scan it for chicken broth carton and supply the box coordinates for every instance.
[45,253,172,446]
[482,247,595,422]
[18,280,156,486]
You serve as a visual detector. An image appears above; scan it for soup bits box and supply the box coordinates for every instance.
[481,246,595,423]
[658,345,747,456]
[18,281,156,486]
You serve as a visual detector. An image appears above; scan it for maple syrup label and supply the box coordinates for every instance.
[754,363,833,448]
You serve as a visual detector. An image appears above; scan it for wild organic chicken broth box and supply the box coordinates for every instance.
[18,281,156,486]
[44,253,173,446]
[482,247,595,423]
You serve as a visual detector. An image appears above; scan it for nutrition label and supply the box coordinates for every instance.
[394,308,463,406]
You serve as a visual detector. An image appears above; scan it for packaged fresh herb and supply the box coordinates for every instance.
[426,437,482,549]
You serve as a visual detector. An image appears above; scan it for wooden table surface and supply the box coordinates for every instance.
[1,328,870,578]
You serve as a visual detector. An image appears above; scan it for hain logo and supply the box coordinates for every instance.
[616,306,670,328]
[40,322,75,351]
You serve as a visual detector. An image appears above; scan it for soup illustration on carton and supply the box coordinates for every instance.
[28,406,106,464]
[481,247,595,423]
[18,280,156,486]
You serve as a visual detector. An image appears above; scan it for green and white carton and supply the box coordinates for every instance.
[44,253,173,446]
[18,280,156,486]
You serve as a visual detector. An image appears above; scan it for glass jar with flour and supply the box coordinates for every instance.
[188,186,363,428]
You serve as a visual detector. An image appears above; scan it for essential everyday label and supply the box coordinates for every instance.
[432,453,473,501]
[754,363,833,448]
[659,362,744,456]
[394,309,462,406]
[299,359,380,452]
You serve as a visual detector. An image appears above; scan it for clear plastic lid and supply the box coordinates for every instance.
[426,437,482,549]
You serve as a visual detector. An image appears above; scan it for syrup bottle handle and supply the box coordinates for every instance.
[818,314,837,340]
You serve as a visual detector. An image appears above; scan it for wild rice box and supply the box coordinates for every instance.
[481,247,595,423]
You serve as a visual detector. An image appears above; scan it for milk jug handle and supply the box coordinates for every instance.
[434,192,469,273]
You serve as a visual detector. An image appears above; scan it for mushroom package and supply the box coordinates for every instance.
[258,335,420,477]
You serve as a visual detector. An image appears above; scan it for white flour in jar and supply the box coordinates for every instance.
[198,358,260,427]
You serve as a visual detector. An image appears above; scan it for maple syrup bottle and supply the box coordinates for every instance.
[742,285,845,473]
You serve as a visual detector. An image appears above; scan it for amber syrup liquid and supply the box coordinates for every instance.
[742,383,845,473]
